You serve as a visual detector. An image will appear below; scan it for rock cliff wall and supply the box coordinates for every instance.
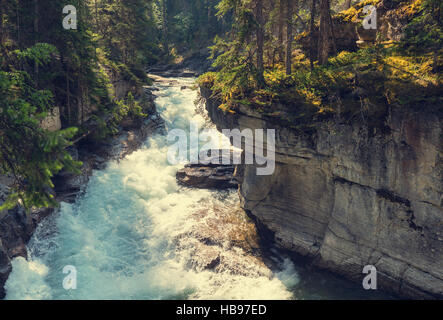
[202,87,443,299]
[0,179,53,298]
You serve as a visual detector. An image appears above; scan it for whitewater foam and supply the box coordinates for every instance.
[5,78,297,300]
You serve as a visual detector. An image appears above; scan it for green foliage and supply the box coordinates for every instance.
[206,0,265,104]
[0,46,81,210]
[1,0,441,212]
[90,92,148,141]
[200,0,442,133]
[202,44,441,131]
[94,0,160,79]
[15,43,58,67]
[335,0,381,23]
[400,0,443,57]
[152,0,227,55]
[0,0,160,210]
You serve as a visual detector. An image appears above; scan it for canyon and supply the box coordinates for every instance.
[201,86,443,299]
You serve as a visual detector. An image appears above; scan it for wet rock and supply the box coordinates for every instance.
[187,242,221,271]
[202,85,443,299]
[176,150,242,189]
[180,70,198,78]
[148,49,212,77]
[0,186,53,299]
[176,199,270,279]
[53,159,93,203]
[179,49,213,75]
[176,165,237,190]
[0,241,11,299]
[53,110,165,204]
[147,64,170,74]
[189,206,262,255]
[148,65,199,78]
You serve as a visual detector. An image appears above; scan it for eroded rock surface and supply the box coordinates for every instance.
[202,86,443,299]
[177,165,237,189]
[175,200,271,279]
[176,150,240,189]
[0,181,53,298]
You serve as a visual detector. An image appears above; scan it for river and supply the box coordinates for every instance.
[4,77,388,300]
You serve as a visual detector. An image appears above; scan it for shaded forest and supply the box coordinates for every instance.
[0,0,225,209]
[0,0,442,210]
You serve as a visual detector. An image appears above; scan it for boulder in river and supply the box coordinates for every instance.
[176,150,241,189]
[176,165,237,189]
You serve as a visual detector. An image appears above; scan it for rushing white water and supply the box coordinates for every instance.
[6,77,391,301]
[5,78,298,300]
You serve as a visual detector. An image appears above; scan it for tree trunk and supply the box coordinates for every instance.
[162,0,169,56]
[433,50,438,73]
[66,59,71,125]
[318,0,331,65]
[16,0,20,47]
[256,0,265,86]
[344,0,352,10]
[278,0,285,62]
[207,0,213,35]
[328,6,337,54]
[34,0,38,34]
[34,0,39,80]
[432,1,440,73]
[285,0,294,75]
[310,0,317,70]
[94,0,100,31]
[0,0,4,46]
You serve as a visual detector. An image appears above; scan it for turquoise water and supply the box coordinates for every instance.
[5,79,297,300]
[5,78,389,300]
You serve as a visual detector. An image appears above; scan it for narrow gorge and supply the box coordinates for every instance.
[1,77,396,300]
[0,0,441,303]
[201,85,443,299]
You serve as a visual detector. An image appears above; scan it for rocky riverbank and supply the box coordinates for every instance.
[201,86,443,299]
[148,48,213,77]
[0,87,164,299]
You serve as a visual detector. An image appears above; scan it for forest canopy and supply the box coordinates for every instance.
[0,0,442,210]
[199,0,442,131]
[0,0,225,210]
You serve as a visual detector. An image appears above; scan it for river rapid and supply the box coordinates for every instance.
[5,77,387,300]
